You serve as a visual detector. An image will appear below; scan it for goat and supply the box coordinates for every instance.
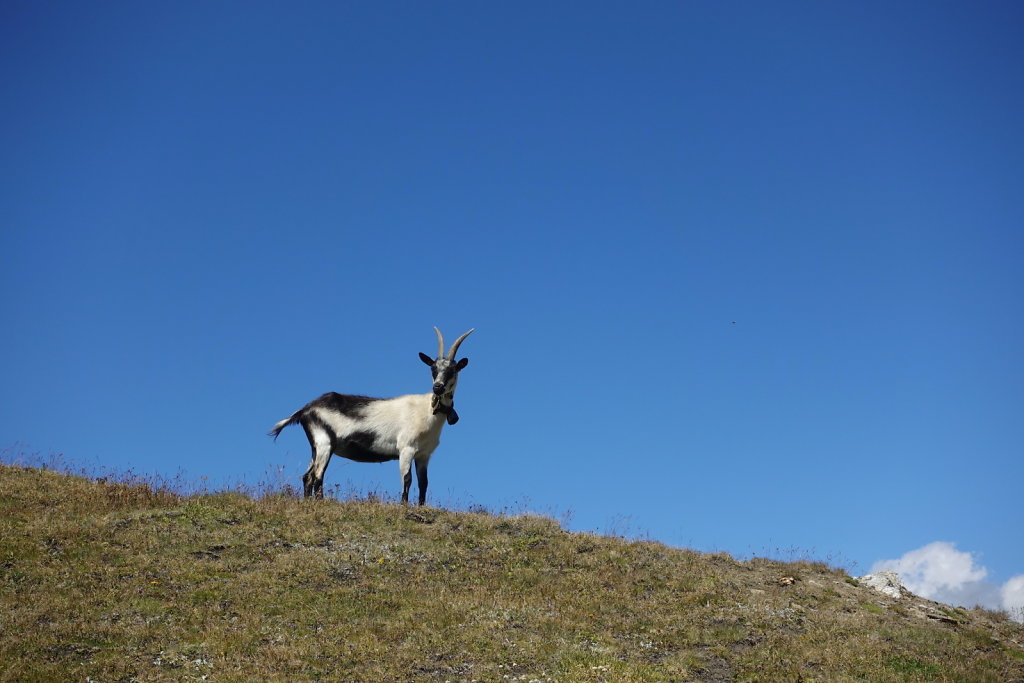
[269,327,473,504]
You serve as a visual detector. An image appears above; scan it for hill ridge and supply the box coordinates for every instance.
[2,464,1023,681]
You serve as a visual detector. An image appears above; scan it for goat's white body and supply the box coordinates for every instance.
[273,393,445,461]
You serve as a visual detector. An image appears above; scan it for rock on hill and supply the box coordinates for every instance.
[1,464,1023,681]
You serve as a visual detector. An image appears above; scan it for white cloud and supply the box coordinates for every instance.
[1002,575,1024,623]
[872,541,1022,622]
[872,542,987,598]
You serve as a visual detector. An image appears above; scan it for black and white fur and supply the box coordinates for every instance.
[269,328,473,504]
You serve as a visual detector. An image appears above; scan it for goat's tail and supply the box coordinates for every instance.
[268,412,301,441]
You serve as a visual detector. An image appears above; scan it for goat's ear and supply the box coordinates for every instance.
[447,408,460,425]
[419,352,435,366]
[456,357,469,370]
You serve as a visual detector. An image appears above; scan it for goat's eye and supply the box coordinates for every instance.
[431,368,438,378]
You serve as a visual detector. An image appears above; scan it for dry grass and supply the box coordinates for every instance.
[2,464,1023,682]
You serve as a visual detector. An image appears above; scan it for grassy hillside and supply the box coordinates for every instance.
[2,465,1023,682]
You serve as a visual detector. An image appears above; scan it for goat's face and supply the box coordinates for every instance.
[419,354,469,396]
[419,327,474,398]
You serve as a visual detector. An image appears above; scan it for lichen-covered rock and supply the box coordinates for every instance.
[859,570,907,598]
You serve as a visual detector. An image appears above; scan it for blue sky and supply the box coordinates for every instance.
[2,2,1022,613]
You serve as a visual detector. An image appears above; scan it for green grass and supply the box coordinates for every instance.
[2,464,1023,681]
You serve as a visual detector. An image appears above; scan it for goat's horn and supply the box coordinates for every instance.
[433,327,445,359]
[446,328,475,360]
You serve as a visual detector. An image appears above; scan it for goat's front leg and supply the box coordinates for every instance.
[415,457,429,506]
[398,448,416,504]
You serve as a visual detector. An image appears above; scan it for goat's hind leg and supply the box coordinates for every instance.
[302,446,324,498]
[302,456,316,498]
[302,431,333,499]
